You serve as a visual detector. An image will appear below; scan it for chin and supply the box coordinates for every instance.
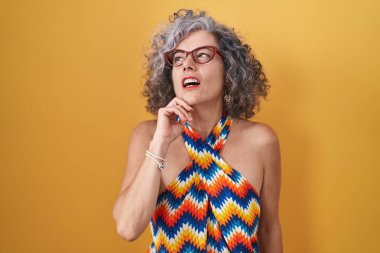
[181,97,196,106]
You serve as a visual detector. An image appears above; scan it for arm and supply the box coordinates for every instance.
[257,124,283,252]
[112,97,193,242]
[112,121,169,241]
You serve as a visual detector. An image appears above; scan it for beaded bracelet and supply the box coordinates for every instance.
[145,150,166,170]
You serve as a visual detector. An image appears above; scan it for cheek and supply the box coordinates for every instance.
[171,71,182,94]
[215,66,225,84]
[172,70,182,86]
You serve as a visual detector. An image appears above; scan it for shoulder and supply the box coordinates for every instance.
[130,119,158,143]
[233,119,279,145]
[233,119,280,160]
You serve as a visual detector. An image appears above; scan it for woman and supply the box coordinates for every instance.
[113,9,283,253]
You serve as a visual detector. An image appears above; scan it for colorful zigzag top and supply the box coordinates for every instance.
[149,113,261,253]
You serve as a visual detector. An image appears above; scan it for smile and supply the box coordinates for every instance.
[182,76,201,88]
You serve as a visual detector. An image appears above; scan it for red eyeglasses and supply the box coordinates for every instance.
[164,45,224,67]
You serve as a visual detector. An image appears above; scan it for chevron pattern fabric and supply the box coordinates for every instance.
[149,114,261,252]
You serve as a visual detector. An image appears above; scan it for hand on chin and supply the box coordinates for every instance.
[177,96,200,107]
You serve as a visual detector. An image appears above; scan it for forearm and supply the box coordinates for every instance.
[113,138,169,241]
[259,222,283,253]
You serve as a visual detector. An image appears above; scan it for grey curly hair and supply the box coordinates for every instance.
[142,9,270,119]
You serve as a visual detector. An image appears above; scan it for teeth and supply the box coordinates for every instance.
[184,78,200,84]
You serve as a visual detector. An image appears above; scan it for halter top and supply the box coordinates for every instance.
[148,114,261,253]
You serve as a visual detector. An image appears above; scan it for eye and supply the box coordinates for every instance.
[195,48,213,61]
[172,52,185,63]
[173,56,183,62]
[196,52,211,59]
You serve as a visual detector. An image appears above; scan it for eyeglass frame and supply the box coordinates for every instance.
[164,45,224,67]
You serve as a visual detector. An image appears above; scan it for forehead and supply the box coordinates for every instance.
[176,30,219,50]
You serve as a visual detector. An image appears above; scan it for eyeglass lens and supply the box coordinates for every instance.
[168,47,215,66]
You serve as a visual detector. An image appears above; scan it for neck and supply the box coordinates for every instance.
[187,99,224,140]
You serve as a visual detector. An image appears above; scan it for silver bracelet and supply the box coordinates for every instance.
[145,150,166,170]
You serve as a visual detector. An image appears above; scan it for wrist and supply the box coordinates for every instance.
[148,137,170,158]
[145,150,166,170]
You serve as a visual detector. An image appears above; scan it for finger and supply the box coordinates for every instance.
[167,97,193,112]
[163,107,188,124]
[166,97,178,107]
[170,104,192,121]
[174,98,193,112]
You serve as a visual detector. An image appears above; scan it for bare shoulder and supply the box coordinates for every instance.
[130,119,157,142]
[233,119,280,145]
[233,119,281,162]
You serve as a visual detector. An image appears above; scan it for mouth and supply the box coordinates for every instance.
[182,76,200,88]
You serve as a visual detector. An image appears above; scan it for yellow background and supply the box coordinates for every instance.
[1,0,379,252]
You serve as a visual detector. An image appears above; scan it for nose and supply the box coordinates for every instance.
[182,53,196,71]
